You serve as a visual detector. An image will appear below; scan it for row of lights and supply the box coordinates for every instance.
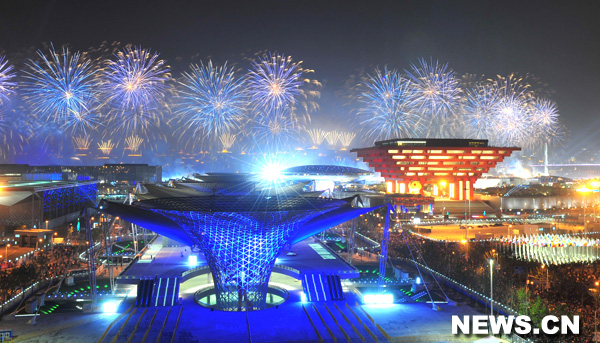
[0,276,59,310]
[2,242,50,265]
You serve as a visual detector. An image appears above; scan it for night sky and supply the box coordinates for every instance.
[2,0,599,156]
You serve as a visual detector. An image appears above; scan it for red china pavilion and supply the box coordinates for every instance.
[352,138,520,201]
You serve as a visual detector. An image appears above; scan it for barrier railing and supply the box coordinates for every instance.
[155,307,172,343]
[302,305,324,343]
[0,276,59,317]
[312,304,337,343]
[170,306,184,343]
[97,304,133,343]
[111,308,137,343]
[127,308,147,343]
[141,309,158,343]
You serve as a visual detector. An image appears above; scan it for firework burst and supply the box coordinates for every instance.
[172,61,246,147]
[407,58,461,116]
[0,109,23,160]
[325,130,339,146]
[219,132,237,151]
[125,135,144,154]
[251,111,299,152]
[247,52,318,125]
[247,53,302,113]
[306,128,328,147]
[22,46,100,134]
[338,132,356,148]
[356,67,421,140]
[487,74,537,148]
[0,56,16,105]
[462,83,500,139]
[407,59,461,137]
[532,98,563,144]
[73,135,91,150]
[103,46,171,136]
[98,140,115,155]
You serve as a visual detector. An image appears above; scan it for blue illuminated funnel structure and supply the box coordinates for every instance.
[101,195,377,311]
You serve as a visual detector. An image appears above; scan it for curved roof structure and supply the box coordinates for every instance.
[136,195,343,212]
[282,165,371,176]
[99,194,378,311]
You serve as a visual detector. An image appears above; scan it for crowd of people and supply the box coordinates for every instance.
[355,211,598,342]
[0,244,84,308]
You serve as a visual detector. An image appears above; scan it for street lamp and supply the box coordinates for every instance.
[36,238,43,251]
[577,186,592,231]
[439,181,447,217]
[541,264,549,290]
[488,258,496,317]
[4,244,9,263]
[45,220,48,230]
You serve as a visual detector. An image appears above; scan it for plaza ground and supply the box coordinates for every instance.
[0,286,487,343]
[0,237,493,342]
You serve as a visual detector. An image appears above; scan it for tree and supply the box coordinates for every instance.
[515,287,529,315]
[530,295,550,328]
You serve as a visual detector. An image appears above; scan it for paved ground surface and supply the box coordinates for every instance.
[0,237,490,343]
[0,295,488,342]
[120,236,358,282]
[363,302,485,342]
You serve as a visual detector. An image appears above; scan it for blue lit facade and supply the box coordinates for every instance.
[42,183,97,221]
[101,195,376,311]
[0,180,98,228]
[153,210,328,310]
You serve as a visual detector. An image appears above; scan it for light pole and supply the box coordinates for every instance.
[4,244,9,263]
[488,258,496,317]
[578,186,591,231]
[595,308,598,342]
[439,181,447,218]
[541,264,549,290]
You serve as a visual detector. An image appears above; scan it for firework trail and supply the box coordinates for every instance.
[172,61,246,148]
[306,128,328,146]
[98,140,115,155]
[356,67,421,140]
[125,135,144,154]
[406,59,461,137]
[22,46,100,134]
[0,56,16,105]
[251,111,300,152]
[462,83,500,140]
[0,56,20,160]
[73,135,91,150]
[532,98,563,145]
[102,46,171,137]
[325,130,339,146]
[0,108,22,160]
[338,132,356,148]
[219,132,237,151]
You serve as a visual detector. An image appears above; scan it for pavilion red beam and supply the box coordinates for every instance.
[352,138,520,201]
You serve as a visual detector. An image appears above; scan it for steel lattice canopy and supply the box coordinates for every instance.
[99,195,377,311]
[135,195,346,212]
